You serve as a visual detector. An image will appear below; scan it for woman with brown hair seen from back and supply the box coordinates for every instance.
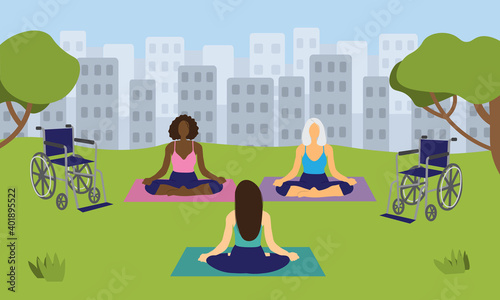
[198,180,299,274]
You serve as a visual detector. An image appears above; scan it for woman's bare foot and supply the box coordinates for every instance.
[265,253,270,257]
[297,187,317,198]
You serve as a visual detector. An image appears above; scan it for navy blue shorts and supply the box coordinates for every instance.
[145,171,223,195]
[275,173,354,196]
[207,245,290,274]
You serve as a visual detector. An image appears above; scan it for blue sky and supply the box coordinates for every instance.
[0,0,498,62]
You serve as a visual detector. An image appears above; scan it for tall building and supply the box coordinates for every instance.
[250,33,285,83]
[203,45,234,144]
[103,44,135,150]
[309,55,352,147]
[40,99,67,129]
[145,37,184,145]
[0,102,28,139]
[466,102,490,152]
[76,58,119,149]
[227,78,274,147]
[129,80,156,149]
[278,77,305,146]
[178,66,218,143]
[412,100,451,149]
[379,34,418,151]
[363,77,390,151]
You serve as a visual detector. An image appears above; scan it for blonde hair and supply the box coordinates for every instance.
[301,118,327,146]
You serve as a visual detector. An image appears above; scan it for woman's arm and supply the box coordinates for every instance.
[199,211,235,262]
[325,145,356,185]
[194,142,225,184]
[274,145,305,186]
[143,143,173,184]
[263,212,299,261]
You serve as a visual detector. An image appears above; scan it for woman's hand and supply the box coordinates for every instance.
[216,176,226,184]
[287,252,300,261]
[142,178,153,185]
[273,178,284,187]
[198,253,210,263]
[346,178,357,186]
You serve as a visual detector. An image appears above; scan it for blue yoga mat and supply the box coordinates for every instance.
[171,247,325,277]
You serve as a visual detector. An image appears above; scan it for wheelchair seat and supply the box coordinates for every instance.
[399,167,443,178]
[50,155,94,167]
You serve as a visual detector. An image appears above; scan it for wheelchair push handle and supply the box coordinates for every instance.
[421,135,428,139]
[36,126,42,130]
[451,137,458,142]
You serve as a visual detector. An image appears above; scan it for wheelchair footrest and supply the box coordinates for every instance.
[380,214,415,224]
[78,202,113,213]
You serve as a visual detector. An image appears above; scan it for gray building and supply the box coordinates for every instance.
[227,78,274,146]
[1,102,28,139]
[178,66,217,143]
[76,58,119,149]
[412,99,451,149]
[40,98,67,129]
[466,102,490,152]
[363,77,390,151]
[278,77,305,146]
[130,80,156,149]
[309,55,352,147]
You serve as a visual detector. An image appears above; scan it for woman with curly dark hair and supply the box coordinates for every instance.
[142,114,226,196]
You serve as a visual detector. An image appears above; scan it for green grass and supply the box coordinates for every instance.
[1,137,499,299]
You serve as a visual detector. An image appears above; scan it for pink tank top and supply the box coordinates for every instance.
[171,141,196,173]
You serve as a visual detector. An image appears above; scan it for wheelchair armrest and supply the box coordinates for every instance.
[44,141,65,149]
[74,138,95,145]
[427,152,450,162]
[398,149,419,156]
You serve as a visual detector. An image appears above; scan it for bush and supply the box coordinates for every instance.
[28,253,65,282]
[434,250,470,274]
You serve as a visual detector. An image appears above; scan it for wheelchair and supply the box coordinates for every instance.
[29,124,111,212]
[383,136,463,222]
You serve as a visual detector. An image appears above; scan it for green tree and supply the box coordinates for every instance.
[390,33,500,174]
[0,31,80,149]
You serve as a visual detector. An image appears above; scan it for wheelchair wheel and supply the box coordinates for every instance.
[88,187,101,204]
[392,199,405,215]
[56,193,68,210]
[400,165,424,205]
[30,152,56,199]
[437,163,463,211]
[425,204,437,221]
[68,154,93,194]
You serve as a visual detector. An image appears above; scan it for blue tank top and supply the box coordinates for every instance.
[234,224,262,248]
[302,145,327,174]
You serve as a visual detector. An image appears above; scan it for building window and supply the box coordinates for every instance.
[207,72,214,82]
[438,129,446,139]
[133,111,139,121]
[340,62,347,73]
[314,104,321,115]
[327,127,334,138]
[94,84,101,95]
[327,104,334,115]
[146,111,153,121]
[162,43,169,53]
[106,84,113,95]
[296,38,303,48]
[314,81,321,92]
[396,41,403,50]
[231,103,239,113]
[379,129,386,140]
[232,84,240,95]
[470,107,477,117]
[379,108,386,118]
[340,104,346,115]
[254,65,263,75]
[408,40,415,51]
[309,38,317,48]
[315,62,322,73]
[106,130,113,141]
[194,111,201,121]
[43,111,50,121]
[81,130,88,139]
[260,103,268,113]
[94,130,101,141]
[94,107,101,118]
[282,129,289,140]
[470,127,477,137]
[296,59,303,70]
[485,128,490,137]
[146,90,153,100]
[247,85,255,95]
[162,83,168,93]
[366,87,373,97]
[260,124,268,134]
[94,65,101,76]
[106,107,112,118]
[366,108,373,118]
[174,43,181,53]
[3,111,10,121]
[106,65,113,76]
[146,132,153,143]
[382,58,389,69]
[133,132,139,143]
[81,107,88,118]
[246,124,254,134]
[254,44,263,54]
[379,87,386,97]
[282,108,289,118]
[63,41,70,51]
[383,40,390,51]
[174,62,180,71]
[271,65,281,75]
[339,81,347,92]
[149,62,155,72]
[76,41,83,51]
[366,129,373,140]
[133,90,140,100]
[206,111,213,121]
[81,84,88,95]
[82,65,88,76]
[282,87,289,97]
[427,129,435,139]
[427,111,434,119]
[246,102,254,113]
[162,104,168,114]
[415,129,422,140]
[295,87,302,97]
[327,62,335,73]
[181,72,189,82]
[162,62,168,72]
[271,44,280,54]
[295,108,302,118]
[149,44,156,54]
[396,101,402,111]
[295,129,301,139]
[194,72,201,82]
[231,124,239,134]
[206,132,213,143]
[327,81,334,92]
[194,90,201,100]
[261,85,269,95]
[206,90,213,100]
[415,108,421,118]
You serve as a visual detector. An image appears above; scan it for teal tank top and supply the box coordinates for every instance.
[302,145,327,174]
[234,224,262,248]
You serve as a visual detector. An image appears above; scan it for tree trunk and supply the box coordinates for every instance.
[0,103,32,149]
[490,97,500,175]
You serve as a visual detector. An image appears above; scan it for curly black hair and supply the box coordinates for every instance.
[169,114,199,140]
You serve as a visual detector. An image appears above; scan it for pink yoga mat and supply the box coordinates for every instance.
[124,179,236,202]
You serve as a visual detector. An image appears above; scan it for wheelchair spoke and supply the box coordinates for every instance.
[452,169,459,183]
[33,176,41,188]
[33,159,42,173]
[451,188,458,198]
